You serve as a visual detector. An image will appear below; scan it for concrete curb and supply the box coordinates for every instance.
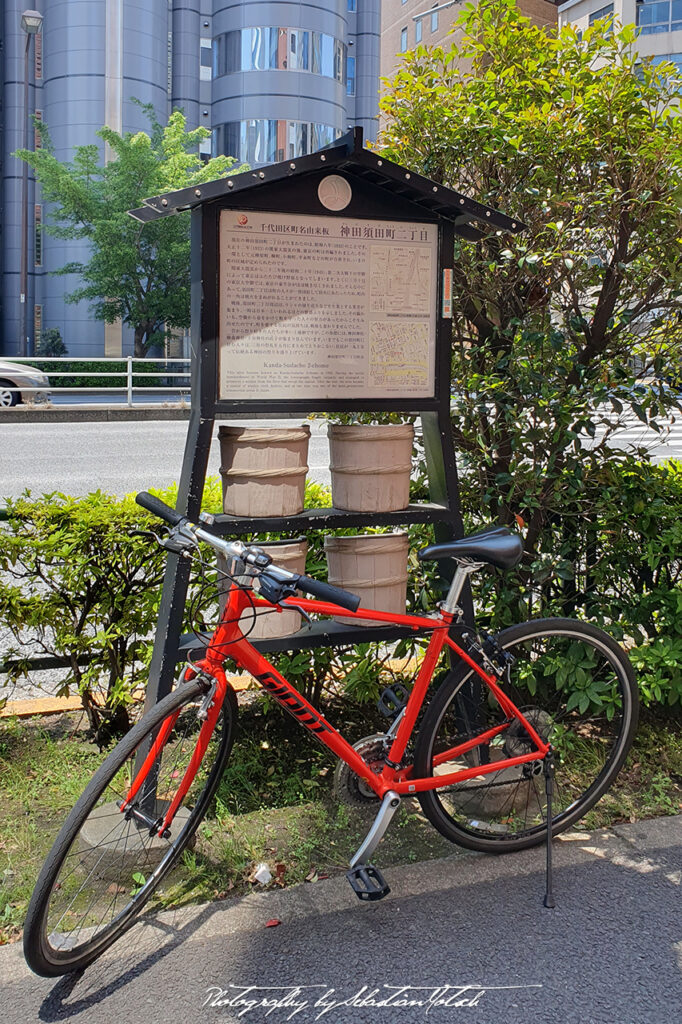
[0,674,254,719]
[0,405,191,423]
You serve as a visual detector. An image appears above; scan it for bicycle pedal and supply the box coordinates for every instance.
[346,863,390,902]
[377,683,410,719]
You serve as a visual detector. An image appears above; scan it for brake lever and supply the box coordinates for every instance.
[296,605,314,628]
[128,526,192,554]
[159,533,196,555]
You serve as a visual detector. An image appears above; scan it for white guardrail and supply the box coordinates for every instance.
[1,356,191,408]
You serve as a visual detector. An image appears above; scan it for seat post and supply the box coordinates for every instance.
[442,562,484,616]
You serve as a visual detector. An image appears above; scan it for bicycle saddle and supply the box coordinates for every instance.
[417,526,523,570]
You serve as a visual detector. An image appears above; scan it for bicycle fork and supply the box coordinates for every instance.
[119,668,227,839]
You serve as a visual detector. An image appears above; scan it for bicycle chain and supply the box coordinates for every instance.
[433,774,540,797]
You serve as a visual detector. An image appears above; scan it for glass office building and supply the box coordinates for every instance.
[0,0,379,357]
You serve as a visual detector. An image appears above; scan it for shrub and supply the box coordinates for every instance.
[0,480,431,744]
[380,0,682,632]
[29,359,180,391]
[35,328,66,357]
[0,490,170,744]
[460,454,682,707]
[8,454,680,748]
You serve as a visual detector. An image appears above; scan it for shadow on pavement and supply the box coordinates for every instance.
[30,825,681,1024]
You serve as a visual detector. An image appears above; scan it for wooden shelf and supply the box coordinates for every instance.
[209,502,455,535]
[178,619,429,660]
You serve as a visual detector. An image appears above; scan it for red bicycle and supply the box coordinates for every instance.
[23,492,639,976]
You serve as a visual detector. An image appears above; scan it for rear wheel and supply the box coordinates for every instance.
[23,677,237,976]
[414,618,638,853]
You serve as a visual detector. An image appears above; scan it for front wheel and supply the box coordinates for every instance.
[23,677,237,976]
[414,618,638,853]
[0,379,19,407]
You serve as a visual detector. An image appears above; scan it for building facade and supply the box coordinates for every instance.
[557,0,682,76]
[0,1,379,358]
[380,0,558,85]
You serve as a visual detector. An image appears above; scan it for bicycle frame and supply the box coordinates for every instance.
[122,582,551,837]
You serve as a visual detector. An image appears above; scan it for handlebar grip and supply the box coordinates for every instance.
[135,491,186,527]
[295,574,361,613]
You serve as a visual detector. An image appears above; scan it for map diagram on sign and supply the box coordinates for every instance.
[369,246,432,314]
[369,321,430,390]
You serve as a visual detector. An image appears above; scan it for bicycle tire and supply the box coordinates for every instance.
[23,677,237,977]
[414,618,638,853]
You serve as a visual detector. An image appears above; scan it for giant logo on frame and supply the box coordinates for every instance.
[255,671,333,734]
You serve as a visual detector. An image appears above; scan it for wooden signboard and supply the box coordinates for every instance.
[218,206,439,402]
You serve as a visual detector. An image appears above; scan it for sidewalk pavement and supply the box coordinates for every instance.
[1,814,680,1024]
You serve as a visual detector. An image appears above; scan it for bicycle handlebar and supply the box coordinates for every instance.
[293,574,361,613]
[135,491,186,527]
[136,490,362,613]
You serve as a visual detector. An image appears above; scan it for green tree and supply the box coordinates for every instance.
[16,106,247,355]
[379,0,682,617]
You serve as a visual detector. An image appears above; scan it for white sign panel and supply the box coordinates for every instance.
[218,210,438,401]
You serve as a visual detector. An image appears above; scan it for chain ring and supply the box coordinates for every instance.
[333,734,388,806]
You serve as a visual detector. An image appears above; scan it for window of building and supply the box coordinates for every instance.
[334,37,345,82]
[589,3,614,29]
[674,0,682,30]
[314,33,336,77]
[34,205,42,268]
[200,37,212,81]
[348,0,356,10]
[34,32,42,80]
[214,120,342,165]
[213,28,345,82]
[431,5,439,31]
[636,0,682,34]
[401,26,408,50]
[167,30,173,98]
[416,18,423,43]
[647,51,682,84]
[289,29,310,70]
[347,55,356,95]
[34,110,42,150]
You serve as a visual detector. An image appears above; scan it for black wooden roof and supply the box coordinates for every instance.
[128,127,524,241]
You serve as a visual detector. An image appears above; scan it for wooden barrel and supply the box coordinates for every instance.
[218,425,310,517]
[328,423,414,513]
[324,532,409,626]
[218,538,309,640]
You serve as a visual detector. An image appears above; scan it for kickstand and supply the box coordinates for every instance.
[543,747,556,909]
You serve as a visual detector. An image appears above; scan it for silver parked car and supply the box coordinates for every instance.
[0,360,51,407]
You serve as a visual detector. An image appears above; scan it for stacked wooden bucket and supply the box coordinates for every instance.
[218,422,415,633]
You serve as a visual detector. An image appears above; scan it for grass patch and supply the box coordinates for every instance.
[0,714,103,943]
[1,702,681,945]
[580,713,682,829]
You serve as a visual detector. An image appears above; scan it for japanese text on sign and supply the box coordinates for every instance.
[218,212,438,401]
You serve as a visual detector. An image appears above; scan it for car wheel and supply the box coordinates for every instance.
[0,380,19,407]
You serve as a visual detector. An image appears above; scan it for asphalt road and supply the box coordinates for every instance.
[0,418,331,501]
[4,406,682,504]
[1,814,680,1024]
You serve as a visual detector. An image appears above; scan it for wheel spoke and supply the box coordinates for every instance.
[415,620,637,851]
[25,681,236,975]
